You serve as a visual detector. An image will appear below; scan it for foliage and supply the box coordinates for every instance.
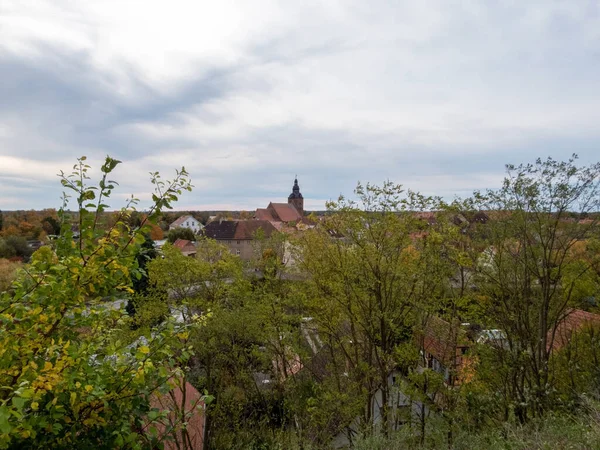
[351,401,600,449]
[0,236,33,260]
[0,260,21,294]
[167,227,196,243]
[41,217,61,236]
[296,181,453,437]
[473,154,600,420]
[0,156,198,448]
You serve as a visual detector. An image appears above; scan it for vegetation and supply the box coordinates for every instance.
[1,155,599,449]
[167,226,197,243]
[0,157,198,448]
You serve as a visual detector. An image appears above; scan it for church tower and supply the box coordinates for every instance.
[288,177,304,215]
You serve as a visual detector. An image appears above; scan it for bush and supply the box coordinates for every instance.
[167,227,196,243]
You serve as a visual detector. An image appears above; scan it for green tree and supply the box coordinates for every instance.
[167,227,196,243]
[0,236,33,260]
[297,182,449,437]
[473,155,600,420]
[0,156,199,448]
[41,216,61,236]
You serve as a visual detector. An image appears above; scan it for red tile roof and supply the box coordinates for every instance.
[173,239,190,249]
[149,379,205,450]
[550,308,600,351]
[421,316,469,367]
[172,239,196,256]
[268,202,301,223]
[255,208,275,221]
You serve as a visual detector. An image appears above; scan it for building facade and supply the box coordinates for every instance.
[169,215,204,234]
[203,219,277,261]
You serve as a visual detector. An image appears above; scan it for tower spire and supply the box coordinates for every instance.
[288,176,304,214]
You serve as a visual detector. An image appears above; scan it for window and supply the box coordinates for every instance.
[237,240,240,244]
[236,249,241,256]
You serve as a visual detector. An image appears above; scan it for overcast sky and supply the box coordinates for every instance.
[1,1,599,211]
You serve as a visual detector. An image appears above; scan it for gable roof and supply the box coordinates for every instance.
[255,208,275,221]
[203,220,237,239]
[268,202,301,222]
[234,220,277,240]
[170,215,197,228]
[420,315,469,367]
[172,239,197,256]
[203,220,276,240]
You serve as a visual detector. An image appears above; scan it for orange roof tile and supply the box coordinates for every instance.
[550,308,600,351]
[268,202,301,222]
[149,379,205,450]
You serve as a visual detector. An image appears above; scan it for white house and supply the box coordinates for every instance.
[169,215,204,234]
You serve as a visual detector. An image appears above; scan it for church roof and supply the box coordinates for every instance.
[255,208,275,221]
[288,177,303,199]
[268,203,302,223]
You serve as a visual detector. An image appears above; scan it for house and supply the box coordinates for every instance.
[418,316,472,385]
[203,219,277,261]
[255,178,309,228]
[169,215,203,234]
[172,239,197,257]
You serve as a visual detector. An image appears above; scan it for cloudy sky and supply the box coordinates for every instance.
[1,1,599,211]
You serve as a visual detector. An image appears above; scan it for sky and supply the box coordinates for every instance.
[1,1,600,211]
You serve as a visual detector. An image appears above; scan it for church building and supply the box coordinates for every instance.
[255,178,306,228]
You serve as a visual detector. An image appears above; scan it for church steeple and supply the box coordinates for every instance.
[288,176,304,215]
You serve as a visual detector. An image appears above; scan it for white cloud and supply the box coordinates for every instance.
[1,0,600,209]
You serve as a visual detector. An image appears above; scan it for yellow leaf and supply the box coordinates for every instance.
[75,382,81,389]
[139,346,150,355]
[31,402,39,410]
[44,361,53,371]
[85,385,93,393]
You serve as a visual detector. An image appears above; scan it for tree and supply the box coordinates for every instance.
[167,227,196,243]
[473,155,600,420]
[0,259,20,294]
[297,182,449,436]
[40,216,60,236]
[0,156,200,448]
[0,236,33,260]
